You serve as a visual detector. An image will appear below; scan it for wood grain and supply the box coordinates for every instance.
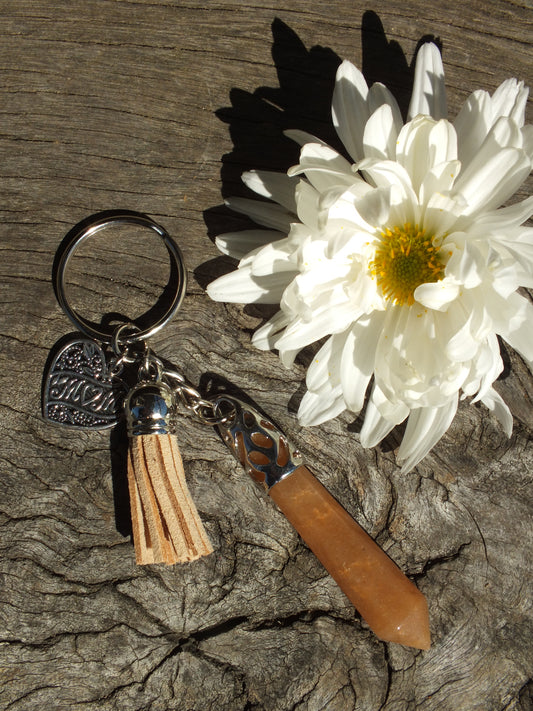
[0,1,531,709]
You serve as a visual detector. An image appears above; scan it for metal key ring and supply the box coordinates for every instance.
[53,210,187,344]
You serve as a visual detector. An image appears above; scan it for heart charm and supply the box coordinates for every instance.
[42,337,125,429]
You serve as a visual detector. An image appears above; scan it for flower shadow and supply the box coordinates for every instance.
[198,13,441,289]
[197,15,445,436]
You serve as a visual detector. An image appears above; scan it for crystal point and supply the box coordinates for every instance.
[269,466,431,649]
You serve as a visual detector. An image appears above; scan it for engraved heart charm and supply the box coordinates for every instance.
[42,337,125,429]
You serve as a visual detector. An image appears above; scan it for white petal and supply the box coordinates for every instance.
[215,229,284,259]
[288,142,357,193]
[326,184,388,236]
[452,147,531,216]
[454,89,492,169]
[340,313,384,413]
[295,180,321,229]
[252,310,290,350]
[444,234,486,289]
[445,312,480,362]
[496,292,533,365]
[480,388,513,436]
[419,159,461,206]
[407,43,447,121]
[397,397,458,472]
[242,170,298,212]
[470,333,504,402]
[359,391,398,448]
[284,128,327,147]
[485,115,524,152]
[306,333,343,391]
[358,158,418,208]
[396,116,457,195]
[491,78,529,127]
[225,196,294,232]
[367,83,403,129]
[491,228,533,285]
[275,302,356,352]
[249,240,299,277]
[522,124,533,161]
[414,278,460,310]
[298,386,346,426]
[332,59,369,162]
[206,265,293,304]
[422,192,467,239]
[370,381,411,423]
[363,104,400,160]
[475,195,533,229]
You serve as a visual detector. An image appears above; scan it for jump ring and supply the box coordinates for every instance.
[53,210,187,344]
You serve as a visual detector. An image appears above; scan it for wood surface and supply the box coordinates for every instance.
[0,1,532,709]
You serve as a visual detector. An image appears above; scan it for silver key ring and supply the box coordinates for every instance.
[53,210,187,344]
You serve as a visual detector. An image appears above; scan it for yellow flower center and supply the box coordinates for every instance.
[371,223,445,306]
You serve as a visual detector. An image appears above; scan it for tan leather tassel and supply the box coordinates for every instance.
[124,379,213,565]
[127,433,213,565]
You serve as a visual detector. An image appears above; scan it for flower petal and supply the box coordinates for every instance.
[407,43,447,121]
[340,313,384,413]
[332,59,370,162]
[491,78,529,127]
[419,159,461,206]
[305,334,340,388]
[275,302,356,352]
[225,196,294,232]
[206,265,295,304]
[495,292,533,365]
[358,158,418,209]
[396,116,457,195]
[454,89,492,169]
[242,170,298,212]
[397,396,458,472]
[249,240,299,277]
[476,195,533,231]
[215,229,285,259]
[363,104,400,160]
[288,142,358,193]
[415,278,460,310]
[444,233,486,289]
[480,388,513,436]
[298,386,346,426]
[252,309,290,350]
[359,390,398,448]
[295,180,321,229]
[452,147,531,216]
[367,83,403,128]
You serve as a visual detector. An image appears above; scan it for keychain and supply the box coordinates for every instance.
[42,211,431,649]
[43,210,216,565]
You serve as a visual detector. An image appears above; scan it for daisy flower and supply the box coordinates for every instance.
[207,42,533,472]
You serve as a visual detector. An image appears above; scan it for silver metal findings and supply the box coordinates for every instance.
[54,210,187,344]
[214,396,303,489]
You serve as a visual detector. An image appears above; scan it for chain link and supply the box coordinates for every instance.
[110,323,234,427]
[162,368,233,426]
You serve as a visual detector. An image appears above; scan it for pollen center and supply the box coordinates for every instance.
[370,223,445,306]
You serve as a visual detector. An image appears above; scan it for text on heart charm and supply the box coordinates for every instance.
[42,337,124,429]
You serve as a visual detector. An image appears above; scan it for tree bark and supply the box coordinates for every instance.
[0,1,531,709]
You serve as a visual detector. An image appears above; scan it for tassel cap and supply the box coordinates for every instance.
[125,381,176,436]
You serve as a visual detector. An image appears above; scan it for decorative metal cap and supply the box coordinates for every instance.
[125,381,176,436]
[214,396,303,489]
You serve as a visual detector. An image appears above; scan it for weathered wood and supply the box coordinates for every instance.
[0,1,531,709]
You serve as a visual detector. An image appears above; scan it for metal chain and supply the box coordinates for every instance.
[110,323,234,427]
[163,367,234,426]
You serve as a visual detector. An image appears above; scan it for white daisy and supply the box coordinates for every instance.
[207,43,533,472]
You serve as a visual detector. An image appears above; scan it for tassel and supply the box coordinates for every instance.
[125,380,213,565]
